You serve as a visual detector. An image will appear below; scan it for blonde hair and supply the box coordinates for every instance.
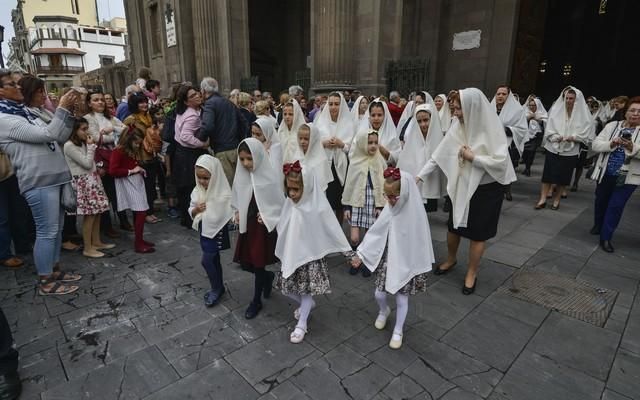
[238,92,252,107]
[254,100,270,116]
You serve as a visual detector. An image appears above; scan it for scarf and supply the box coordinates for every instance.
[191,155,234,238]
[293,123,333,191]
[0,100,36,124]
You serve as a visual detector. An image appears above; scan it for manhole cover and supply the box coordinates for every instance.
[498,270,617,326]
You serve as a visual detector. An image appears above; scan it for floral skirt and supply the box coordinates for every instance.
[374,256,428,296]
[72,172,110,216]
[275,258,331,296]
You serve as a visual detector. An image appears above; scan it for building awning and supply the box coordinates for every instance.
[31,48,86,55]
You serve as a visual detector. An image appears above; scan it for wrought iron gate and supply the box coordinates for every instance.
[385,58,430,96]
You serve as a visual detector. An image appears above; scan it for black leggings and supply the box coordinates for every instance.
[140,160,160,215]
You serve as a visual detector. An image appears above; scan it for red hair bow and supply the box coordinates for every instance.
[283,160,302,175]
[383,167,401,180]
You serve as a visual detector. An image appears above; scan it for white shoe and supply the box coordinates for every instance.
[290,326,307,344]
[389,332,403,349]
[374,306,391,330]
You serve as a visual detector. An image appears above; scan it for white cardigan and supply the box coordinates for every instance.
[590,121,640,185]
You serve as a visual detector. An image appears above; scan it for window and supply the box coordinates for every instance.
[100,56,115,67]
[149,4,161,55]
[71,0,80,14]
[49,54,62,67]
[51,25,61,39]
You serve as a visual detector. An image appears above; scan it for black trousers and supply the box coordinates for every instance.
[140,159,160,215]
[0,308,18,375]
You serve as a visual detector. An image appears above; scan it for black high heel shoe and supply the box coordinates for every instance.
[462,278,477,295]
[433,261,457,276]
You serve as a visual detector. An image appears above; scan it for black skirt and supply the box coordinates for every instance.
[325,161,344,211]
[448,181,504,241]
[541,151,578,185]
[173,144,207,187]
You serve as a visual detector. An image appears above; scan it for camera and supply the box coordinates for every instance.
[621,132,632,140]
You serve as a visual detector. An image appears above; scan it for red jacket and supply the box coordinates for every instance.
[387,102,404,126]
[109,148,139,177]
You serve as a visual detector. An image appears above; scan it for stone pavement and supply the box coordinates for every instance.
[1,165,639,400]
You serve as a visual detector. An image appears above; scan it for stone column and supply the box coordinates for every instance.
[190,0,250,94]
[311,0,356,93]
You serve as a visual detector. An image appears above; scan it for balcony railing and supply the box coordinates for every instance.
[36,65,85,74]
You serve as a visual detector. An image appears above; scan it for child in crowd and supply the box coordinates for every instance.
[109,127,155,253]
[351,167,434,349]
[190,154,232,307]
[341,130,386,276]
[275,162,352,343]
[63,118,114,258]
[232,138,284,319]
[295,123,333,190]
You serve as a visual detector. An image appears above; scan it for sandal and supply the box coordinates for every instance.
[38,277,79,296]
[290,326,307,344]
[52,270,82,282]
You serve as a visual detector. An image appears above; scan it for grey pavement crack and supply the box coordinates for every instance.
[116,359,127,400]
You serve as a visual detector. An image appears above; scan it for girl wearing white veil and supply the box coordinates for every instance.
[358,100,402,164]
[351,167,434,349]
[397,91,433,142]
[294,123,333,191]
[398,104,443,212]
[315,92,357,216]
[251,118,283,171]
[435,94,452,134]
[278,99,306,163]
[521,95,548,177]
[535,86,593,210]
[419,88,516,295]
[232,138,285,320]
[275,162,351,344]
[351,95,370,125]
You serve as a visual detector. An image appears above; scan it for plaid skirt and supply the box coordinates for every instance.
[71,172,110,216]
[350,181,376,228]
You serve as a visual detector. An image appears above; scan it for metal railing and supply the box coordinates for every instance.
[36,65,84,74]
[385,58,431,96]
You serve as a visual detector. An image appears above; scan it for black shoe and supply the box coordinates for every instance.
[589,226,600,235]
[433,261,456,276]
[600,240,614,253]
[245,301,263,319]
[0,371,22,400]
[462,279,477,295]
[362,268,371,278]
[263,271,275,299]
[523,169,531,177]
[570,185,578,192]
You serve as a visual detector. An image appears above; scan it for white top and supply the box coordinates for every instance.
[491,91,528,154]
[64,142,96,176]
[278,99,306,163]
[431,88,517,229]
[436,94,452,134]
[544,86,594,156]
[358,99,402,162]
[293,123,333,191]
[276,170,351,278]
[231,138,285,233]
[189,155,233,239]
[341,129,387,208]
[357,170,434,294]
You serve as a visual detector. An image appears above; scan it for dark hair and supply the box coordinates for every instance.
[175,85,197,115]
[496,85,511,93]
[238,141,251,154]
[369,101,385,113]
[86,90,112,119]
[128,92,149,114]
[69,117,89,146]
[118,126,145,158]
[146,79,160,91]
[449,91,461,106]
[0,69,11,82]
[328,91,341,100]
[150,105,164,124]
[18,75,45,107]
[138,67,151,80]
[283,170,303,196]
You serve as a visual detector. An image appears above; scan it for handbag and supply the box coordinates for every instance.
[94,134,113,176]
[61,181,77,213]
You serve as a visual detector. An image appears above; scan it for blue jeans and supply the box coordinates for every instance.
[23,185,64,276]
[594,175,637,241]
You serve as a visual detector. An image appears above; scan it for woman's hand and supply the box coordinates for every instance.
[332,137,344,148]
[344,210,351,220]
[415,176,423,184]
[131,166,145,175]
[58,89,83,112]
[351,257,362,268]
[621,138,634,152]
[257,212,264,225]
[86,135,95,145]
[100,127,114,135]
[459,145,474,161]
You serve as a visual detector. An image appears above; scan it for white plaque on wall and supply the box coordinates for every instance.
[165,4,177,47]
[452,30,482,51]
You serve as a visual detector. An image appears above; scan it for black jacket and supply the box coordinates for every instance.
[197,93,244,153]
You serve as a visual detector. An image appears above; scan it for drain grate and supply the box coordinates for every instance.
[498,270,617,327]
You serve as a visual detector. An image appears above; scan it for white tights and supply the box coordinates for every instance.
[374,289,409,335]
[285,293,315,330]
